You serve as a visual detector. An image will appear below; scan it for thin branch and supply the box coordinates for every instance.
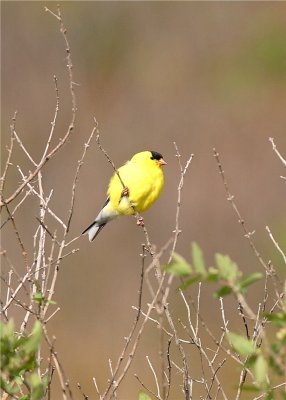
[105,273,167,399]
[266,225,286,265]
[0,111,17,196]
[66,122,97,233]
[164,302,190,399]
[3,201,28,269]
[269,137,286,167]
[41,75,60,162]
[213,148,275,277]
[146,355,161,399]
[95,132,126,189]
[252,382,286,400]
[1,188,32,229]
[134,374,161,400]
[168,143,194,264]
[77,383,89,400]
[13,128,37,166]
[17,167,66,230]
[101,245,146,398]
[0,6,77,209]
[43,326,74,400]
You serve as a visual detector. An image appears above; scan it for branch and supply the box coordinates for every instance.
[269,137,286,168]
[0,112,17,197]
[0,6,77,209]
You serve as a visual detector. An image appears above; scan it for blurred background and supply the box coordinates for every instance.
[2,1,286,399]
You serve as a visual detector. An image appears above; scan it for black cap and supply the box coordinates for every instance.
[150,151,163,160]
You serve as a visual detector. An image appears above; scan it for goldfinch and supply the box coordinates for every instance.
[83,150,167,241]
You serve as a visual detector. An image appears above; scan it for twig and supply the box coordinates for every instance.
[162,146,194,307]
[105,273,167,399]
[206,358,227,399]
[195,282,201,337]
[4,270,13,318]
[3,201,28,269]
[101,244,146,398]
[0,5,77,209]
[165,339,172,400]
[266,225,286,265]
[168,143,194,264]
[16,167,66,230]
[164,302,190,399]
[134,374,161,400]
[0,112,17,196]
[252,381,286,400]
[213,148,282,299]
[0,188,32,229]
[180,291,230,400]
[92,377,101,399]
[44,307,61,324]
[235,368,248,400]
[66,122,97,233]
[43,326,74,400]
[146,355,161,399]
[95,131,125,189]
[41,75,60,162]
[13,128,37,166]
[269,137,286,167]
[77,383,89,400]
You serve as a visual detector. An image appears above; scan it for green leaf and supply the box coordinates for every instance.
[227,332,256,356]
[253,355,268,386]
[191,242,206,275]
[240,384,259,392]
[29,373,45,400]
[0,319,15,339]
[180,274,201,289]
[238,273,263,290]
[269,354,283,376]
[215,253,239,283]
[264,312,286,327]
[33,292,56,305]
[138,391,152,400]
[214,285,233,298]
[205,267,219,282]
[33,292,44,305]
[22,321,42,354]
[0,377,18,395]
[280,392,286,400]
[164,253,192,276]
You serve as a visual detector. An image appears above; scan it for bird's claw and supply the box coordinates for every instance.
[137,216,144,227]
[121,187,129,197]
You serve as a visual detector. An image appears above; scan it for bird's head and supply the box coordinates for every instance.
[131,151,167,168]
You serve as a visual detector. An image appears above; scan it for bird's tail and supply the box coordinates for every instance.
[82,197,118,241]
[82,221,106,241]
[82,221,106,242]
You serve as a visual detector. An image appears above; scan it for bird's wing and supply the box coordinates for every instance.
[108,161,163,214]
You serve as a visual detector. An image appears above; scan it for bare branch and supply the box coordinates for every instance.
[269,137,286,168]
[266,225,286,265]
[0,112,17,196]
[66,122,97,233]
[0,5,77,209]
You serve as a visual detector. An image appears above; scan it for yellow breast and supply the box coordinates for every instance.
[108,160,164,216]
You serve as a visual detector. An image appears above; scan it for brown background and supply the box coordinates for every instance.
[2,2,286,399]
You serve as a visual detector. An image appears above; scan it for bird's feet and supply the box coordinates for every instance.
[136,216,145,227]
[121,187,129,197]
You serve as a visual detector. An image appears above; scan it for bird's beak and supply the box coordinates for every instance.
[158,158,167,166]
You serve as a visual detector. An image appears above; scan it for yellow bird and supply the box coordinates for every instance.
[83,151,167,241]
